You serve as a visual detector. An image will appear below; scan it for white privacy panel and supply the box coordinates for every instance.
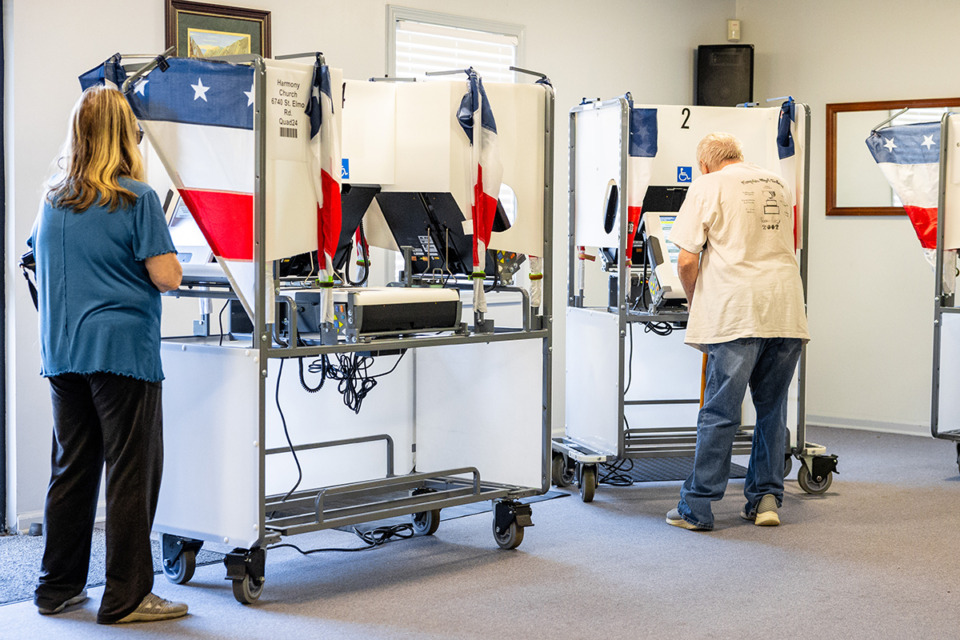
[263,354,415,495]
[156,344,261,549]
[623,324,702,428]
[574,102,625,248]
[483,82,546,257]
[415,339,544,490]
[633,104,782,184]
[341,79,397,186]
[565,308,621,455]
[945,113,960,250]
[263,59,328,262]
[938,313,960,433]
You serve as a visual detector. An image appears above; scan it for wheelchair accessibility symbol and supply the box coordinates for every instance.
[677,166,692,183]
[341,159,350,180]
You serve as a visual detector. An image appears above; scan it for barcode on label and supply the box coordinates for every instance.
[279,127,298,139]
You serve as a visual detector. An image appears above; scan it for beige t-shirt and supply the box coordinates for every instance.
[667,161,810,351]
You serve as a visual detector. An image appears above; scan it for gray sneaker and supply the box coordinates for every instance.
[37,589,88,615]
[115,593,188,623]
[666,508,710,531]
[751,494,780,526]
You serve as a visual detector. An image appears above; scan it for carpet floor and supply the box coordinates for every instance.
[0,531,224,606]
[2,427,959,639]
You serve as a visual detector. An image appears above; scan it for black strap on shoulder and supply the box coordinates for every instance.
[19,249,37,311]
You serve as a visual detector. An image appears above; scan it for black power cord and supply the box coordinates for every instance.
[275,359,303,503]
[268,523,414,555]
[300,350,407,414]
[598,458,635,486]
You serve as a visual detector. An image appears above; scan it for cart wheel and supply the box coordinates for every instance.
[783,454,793,479]
[162,548,196,585]
[411,509,441,536]
[232,574,264,604]
[797,465,832,494]
[552,453,574,488]
[579,465,597,503]
[492,517,524,550]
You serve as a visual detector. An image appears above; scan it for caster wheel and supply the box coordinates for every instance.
[552,453,575,488]
[783,454,793,479]
[492,518,524,550]
[579,465,597,503]
[232,574,264,604]
[798,465,832,494]
[411,509,441,536]
[162,548,196,585]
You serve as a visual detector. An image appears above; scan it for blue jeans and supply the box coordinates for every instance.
[676,337,803,530]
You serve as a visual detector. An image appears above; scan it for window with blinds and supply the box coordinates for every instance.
[394,18,519,82]
[389,9,524,263]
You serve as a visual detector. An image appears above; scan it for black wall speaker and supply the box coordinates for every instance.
[695,44,754,107]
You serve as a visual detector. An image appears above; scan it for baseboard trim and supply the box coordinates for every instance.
[806,414,929,437]
[16,505,107,534]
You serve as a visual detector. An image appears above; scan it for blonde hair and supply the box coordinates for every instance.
[696,132,743,172]
[46,86,144,212]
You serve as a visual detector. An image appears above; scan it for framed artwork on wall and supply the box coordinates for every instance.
[165,0,271,59]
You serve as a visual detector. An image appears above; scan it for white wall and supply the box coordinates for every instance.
[4,0,735,529]
[738,0,960,435]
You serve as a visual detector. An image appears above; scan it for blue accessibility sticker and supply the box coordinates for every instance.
[677,166,692,183]
[341,158,350,180]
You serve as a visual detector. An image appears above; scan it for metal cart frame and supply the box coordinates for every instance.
[133,54,555,603]
[554,96,837,502]
[931,110,960,471]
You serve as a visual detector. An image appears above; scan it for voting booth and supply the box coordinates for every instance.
[557,95,838,502]
[96,51,555,604]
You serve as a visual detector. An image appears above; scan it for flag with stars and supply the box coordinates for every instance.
[866,121,940,249]
[777,99,804,249]
[457,68,502,314]
[306,62,342,323]
[126,57,256,261]
[123,56,328,322]
[626,105,658,264]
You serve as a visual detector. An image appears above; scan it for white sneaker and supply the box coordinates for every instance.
[115,593,188,623]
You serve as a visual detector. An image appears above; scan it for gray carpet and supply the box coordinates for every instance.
[3,427,960,639]
[0,491,565,606]
[0,531,224,606]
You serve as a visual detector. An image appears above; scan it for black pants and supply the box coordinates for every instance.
[34,372,163,624]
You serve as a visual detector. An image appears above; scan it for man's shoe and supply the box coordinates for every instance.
[37,589,88,615]
[115,593,188,624]
[666,508,709,531]
[753,494,780,526]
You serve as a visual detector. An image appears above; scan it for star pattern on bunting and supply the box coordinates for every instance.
[192,78,209,102]
[921,134,935,150]
[883,137,896,152]
[244,83,254,107]
[134,79,148,96]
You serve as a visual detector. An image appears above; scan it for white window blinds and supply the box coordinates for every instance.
[394,19,518,83]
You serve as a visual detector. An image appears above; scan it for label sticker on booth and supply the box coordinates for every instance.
[677,166,692,183]
[341,158,350,180]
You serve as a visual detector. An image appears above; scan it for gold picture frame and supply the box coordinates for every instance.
[165,0,271,59]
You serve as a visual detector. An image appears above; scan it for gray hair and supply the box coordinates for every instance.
[696,132,744,171]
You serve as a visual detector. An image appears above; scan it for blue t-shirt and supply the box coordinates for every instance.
[28,178,176,382]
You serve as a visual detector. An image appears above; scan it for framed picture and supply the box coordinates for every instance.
[165,0,271,59]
